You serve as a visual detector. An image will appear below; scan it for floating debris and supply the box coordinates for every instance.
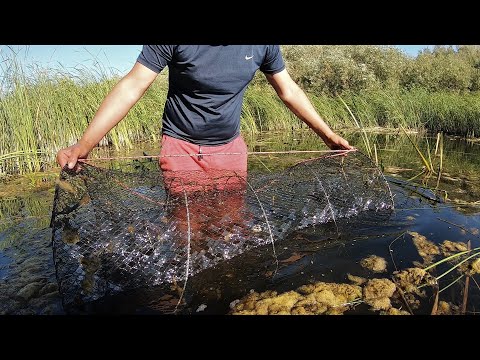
[297,282,362,300]
[408,231,440,265]
[229,299,241,309]
[231,290,301,315]
[380,307,410,315]
[393,268,436,296]
[196,304,207,312]
[391,268,438,311]
[436,301,459,315]
[230,278,415,315]
[472,258,480,273]
[347,273,367,286]
[363,278,396,311]
[465,258,480,276]
[231,282,362,315]
[360,255,387,273]
[440,240,468,257]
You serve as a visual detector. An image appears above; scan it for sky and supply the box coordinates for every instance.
[0,45,435,77]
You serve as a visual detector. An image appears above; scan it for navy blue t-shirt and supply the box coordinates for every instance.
[137,45,285,145]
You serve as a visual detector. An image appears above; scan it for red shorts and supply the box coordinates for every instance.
[159,135,248,194]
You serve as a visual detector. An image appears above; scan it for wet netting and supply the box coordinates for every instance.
[51,151,394,311]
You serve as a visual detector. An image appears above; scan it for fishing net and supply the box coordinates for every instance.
[50,151,394,311]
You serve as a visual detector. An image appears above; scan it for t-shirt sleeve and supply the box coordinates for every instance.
[260,45,286,75]
[136,45,175,73]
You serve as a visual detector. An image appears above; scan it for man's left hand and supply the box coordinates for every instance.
[323,133,354,150]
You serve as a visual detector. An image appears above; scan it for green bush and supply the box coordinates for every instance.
[280,45,480,95]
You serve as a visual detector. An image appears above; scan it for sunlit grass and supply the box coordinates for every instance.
[0,54,167,174]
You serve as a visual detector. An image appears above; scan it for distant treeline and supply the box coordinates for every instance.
[278,45,480,94]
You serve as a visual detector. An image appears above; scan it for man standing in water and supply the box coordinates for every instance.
[57,45,352,180]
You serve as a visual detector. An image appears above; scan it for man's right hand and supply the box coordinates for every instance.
[56,141,91,169]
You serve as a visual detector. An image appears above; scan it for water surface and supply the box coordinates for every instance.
[1,130,479,314]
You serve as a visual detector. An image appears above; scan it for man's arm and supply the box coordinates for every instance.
[56,62,159,169]
[265,69,353,150]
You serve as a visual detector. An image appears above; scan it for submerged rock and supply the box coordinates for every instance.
[39,282,58,296]
[17,281,44,301]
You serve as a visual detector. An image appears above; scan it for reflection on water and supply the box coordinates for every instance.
[0,130,479,314]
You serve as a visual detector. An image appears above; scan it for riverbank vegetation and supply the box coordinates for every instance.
[2,45,480,174]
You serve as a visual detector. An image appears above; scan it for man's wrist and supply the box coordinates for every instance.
[316,127,335,142]
[78,138,95,152]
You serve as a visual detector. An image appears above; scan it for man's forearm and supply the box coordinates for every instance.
[280,84,335,142]
[79,77,147,152]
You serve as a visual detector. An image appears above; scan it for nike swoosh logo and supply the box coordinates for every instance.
[245,55,253,60]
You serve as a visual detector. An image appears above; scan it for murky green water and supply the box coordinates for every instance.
[1,130,479,314]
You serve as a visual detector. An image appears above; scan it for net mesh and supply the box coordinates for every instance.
[51,152,394,310]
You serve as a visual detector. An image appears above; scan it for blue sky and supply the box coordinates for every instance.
[0,45,435,76]
[0,45,142,75]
